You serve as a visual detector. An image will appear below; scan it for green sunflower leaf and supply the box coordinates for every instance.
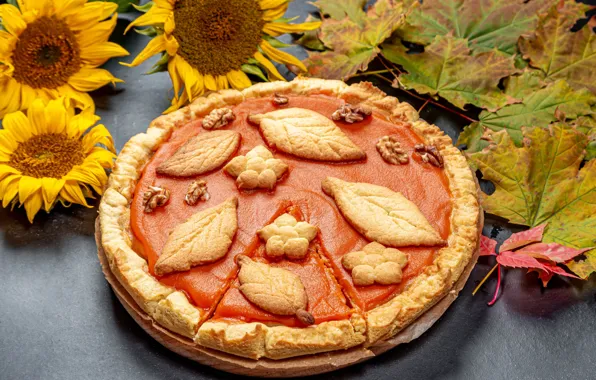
[134,26,159,37]
[382,35,519,111]
[262,35,292,48]
[241,64,267,82]
[145,52,169,75]
[302,0,406,80]
[519,1,596,94]
[468,125,596,279]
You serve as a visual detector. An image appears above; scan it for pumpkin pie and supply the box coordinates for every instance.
[98,78,480,360]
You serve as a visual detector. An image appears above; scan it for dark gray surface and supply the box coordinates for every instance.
[1,1,596,379]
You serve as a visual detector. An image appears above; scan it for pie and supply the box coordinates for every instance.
[98,78,480,360]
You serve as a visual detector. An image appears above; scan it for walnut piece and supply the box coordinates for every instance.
[342,242,408,286]
[376,135,409,165]
[414,144,444,168]
[257,213,318,259]
[223,145,288,190]
[185,180,209,205]
[201,107,235,130]
[331,103,372,123]
[142,186,170,213]
[272,93,289,106]
[237,255,314,325]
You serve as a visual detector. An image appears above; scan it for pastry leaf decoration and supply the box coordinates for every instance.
[321,177,444,247]
[156,130,241,177]
[302,0,406,80]
[236,255,315,325]
[381,35,519,111]
[249,108,366,162]
[155,197,238,276]
[468,126,596,279]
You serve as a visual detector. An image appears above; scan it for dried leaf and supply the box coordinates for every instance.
[382,35,519,111]
[156,131,241,177]
[496,251,547,271]
[302,0,405,80]
[322,177,444,247]
[479,235,497,256]
[468,125,596,278]
[397,0,551,56]
[517,243,593,263]
[249,108,365,162]
[155,197,238,276]
[500,224,546,252]
[458,78,596,151]
[237,255,314,325]
[519,1,596,93]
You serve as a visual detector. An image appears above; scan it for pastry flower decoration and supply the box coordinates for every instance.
[122,0,321,112]
[224,145,288,190]
[0,0,128,118]
[257,213,318,259]
[342,242,408,286]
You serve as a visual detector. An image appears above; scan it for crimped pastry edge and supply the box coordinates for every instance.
[98,77,479,358]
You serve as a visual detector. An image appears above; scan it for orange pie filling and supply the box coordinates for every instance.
[130,95,452,327]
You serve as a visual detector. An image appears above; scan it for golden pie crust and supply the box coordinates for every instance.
[98,78,480,360]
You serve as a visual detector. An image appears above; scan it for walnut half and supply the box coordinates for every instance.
[376,135,409,165]
[185,180,209,206]
[414,144,444,168]
[201,107,235,130]
[142,186,170,213]
[272,93,289,106]
[331,103,372,123]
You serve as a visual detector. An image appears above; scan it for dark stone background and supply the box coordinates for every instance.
[1,1,595,379]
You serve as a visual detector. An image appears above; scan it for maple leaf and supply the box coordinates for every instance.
[500,224,545,252]
[458,74,596,152]
[479,235,497,256]
[302,0,405,80]
[381,35,519,111]
[397,0,551,56]
[496,251,547,271]
[519,1,596,94]
[517,243,593,263]
[529,264,580,287]
[468,125,596,278]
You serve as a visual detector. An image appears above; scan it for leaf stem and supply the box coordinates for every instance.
[488,264,502,306]
[418,98,431,113]
[472,262,499,296]
[350,69,395,78]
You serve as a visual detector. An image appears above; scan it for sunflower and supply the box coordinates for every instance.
[0,0,129,118]
[0,97,116,222]
[123,0,320,112]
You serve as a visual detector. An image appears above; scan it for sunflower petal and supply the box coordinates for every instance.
[65,165,102,193]
[263,21,321,37]
[169,55,203,101]
[43,98,68,134]
[0,164,19,182]
[262,4,289,21]
[0,79,23,118]
[68,109,100,138]
[0,4,27,36]
[80,42,129,67]
[124,7,171,34]
[40,177,65,212]
[260,0,288,10]
[204,74,217,91]
[226,70,252,90]
[53,0,87,17]
[86,148,116,169]
[260,39,306,72]
[82,124,115,153]
[58,85,96,114]
[121,35,167,67]
[3,110,32,143]
[1,175,19,207]
[68,68,123,92]
[77,15,117,48]
[60,182,90,207]
[65,2,118,31]
[217,75,229,90]
[18,175,41,204]
[254,51,285,81]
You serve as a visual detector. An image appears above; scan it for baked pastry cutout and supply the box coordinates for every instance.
[154,197,238,276]
[322,177,444,247]
[237,255,315,326]
[342,242,408,286]
[257,213,318,259]
[156,130,240,177]
[248,108,365,162]
[224,145,288,190]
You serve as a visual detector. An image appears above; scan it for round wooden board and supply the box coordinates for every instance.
[95,207,482,377]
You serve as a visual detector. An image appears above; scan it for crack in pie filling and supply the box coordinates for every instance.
[99,79,480,360]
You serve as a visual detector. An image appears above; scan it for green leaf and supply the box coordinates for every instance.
[519,1,596,93]
[132,1,153,13]
[296,15,326,51]
[302,0,405,80]
[135,26,159,37]
[6,0,18,8]
[90,0,140,13]
[468,125,596,278]
[397,0,551,56]
[262,35,292,48]
[145,52,169,75]
[382,35,519,111]
[312,0,368,27]
[241,64,267,82]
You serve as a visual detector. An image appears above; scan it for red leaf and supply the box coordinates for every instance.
[479,235,497,256]
[543,262,580,280]
[499,224,546,252]
[496,251,547,270]
[528,263,580,287]
[528,268,554,287]
[517,242,593,263]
